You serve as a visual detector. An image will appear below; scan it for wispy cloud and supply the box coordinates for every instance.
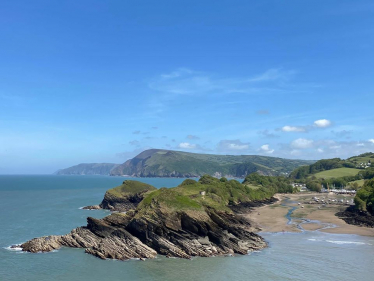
[217,139,251,153]
[129,140,140,146]
[258,129,279,138]
[150,68,299,98]
[282,126,307,132]
[146,67,309,116]
[186,135,200,140]
[332,130,352,139]
[291,138,314,149]
[281,119,332,133]
[178,142,197,149]
[248,68,296,83]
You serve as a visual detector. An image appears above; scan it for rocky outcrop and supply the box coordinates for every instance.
[21,207,266,260]
[82,205,101,210]
[21,178,272,261]
[83,180,157,212]
[229,197,278,214]
[99,190,147,212]
[336,206,374,228]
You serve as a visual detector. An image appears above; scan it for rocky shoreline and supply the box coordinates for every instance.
[20,179,272,260]
[336,206,374,228]
[21,206,267,260]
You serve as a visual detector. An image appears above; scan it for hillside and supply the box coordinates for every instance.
[110,149,314,178]
[55,163,119,175]
[290,152,374,179]
[313,168,361,179]
[289,152,374,191]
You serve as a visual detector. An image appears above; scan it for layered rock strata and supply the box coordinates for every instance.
[21,179,269,260]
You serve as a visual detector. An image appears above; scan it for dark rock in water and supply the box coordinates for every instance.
[337,206,374,228]
[82,205,101,210]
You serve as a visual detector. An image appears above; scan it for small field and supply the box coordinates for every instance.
[313,168,360,179]
[348,179,366,187]
[245,184,261,189]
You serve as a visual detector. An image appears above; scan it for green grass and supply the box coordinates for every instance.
[244,184,261,189]
[137,188,204,215]
[349,179,366,187]
[313,168,360,179]
[137,175,280,215]
[107,180,156,197]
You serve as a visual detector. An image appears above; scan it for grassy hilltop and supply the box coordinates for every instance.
[110,149,314,178]
[106,174,295,214]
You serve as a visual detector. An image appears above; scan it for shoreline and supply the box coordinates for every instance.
[246,193,374,237]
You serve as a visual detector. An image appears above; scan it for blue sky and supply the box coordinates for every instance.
[1,0,374,173]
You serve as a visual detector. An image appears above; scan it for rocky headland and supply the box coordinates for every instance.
[21,176,271,260]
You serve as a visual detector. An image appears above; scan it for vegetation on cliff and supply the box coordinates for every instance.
[354,179,374,214]
[98,180,157,211]
[21,174,290,260]
[337,179,374,228]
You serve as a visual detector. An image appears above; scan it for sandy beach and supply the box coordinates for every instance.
[246,193,374,236]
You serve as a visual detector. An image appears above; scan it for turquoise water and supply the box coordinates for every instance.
[1,175,373,281]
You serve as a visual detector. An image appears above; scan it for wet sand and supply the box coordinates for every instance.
[246,193,374,236]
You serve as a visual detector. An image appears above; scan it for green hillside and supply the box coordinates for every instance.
[313,168,361,179]
[289,152,374,191]
[290,153,373,179]
[55,163,119,175]
[110,149,314,178]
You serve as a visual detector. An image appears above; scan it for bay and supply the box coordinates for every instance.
[0,175,373,281]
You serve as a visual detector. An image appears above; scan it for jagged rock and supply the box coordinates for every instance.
[98,180,156,212]
[82,205,101,210]
[21,179,271,260]
[336,206,374,228]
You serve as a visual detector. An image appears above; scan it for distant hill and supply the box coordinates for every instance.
[110,149,314,178]
[55,163,120,175]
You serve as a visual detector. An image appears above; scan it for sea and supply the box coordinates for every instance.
[0,175,373,281]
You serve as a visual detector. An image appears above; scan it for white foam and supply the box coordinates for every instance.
[308,238,367,245]
[325,240,366,245]
[4,245,23,251]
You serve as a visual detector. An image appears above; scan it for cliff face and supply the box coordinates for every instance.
[56,163,119,175]
[21,177,271,260]
[110,149,313,177]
